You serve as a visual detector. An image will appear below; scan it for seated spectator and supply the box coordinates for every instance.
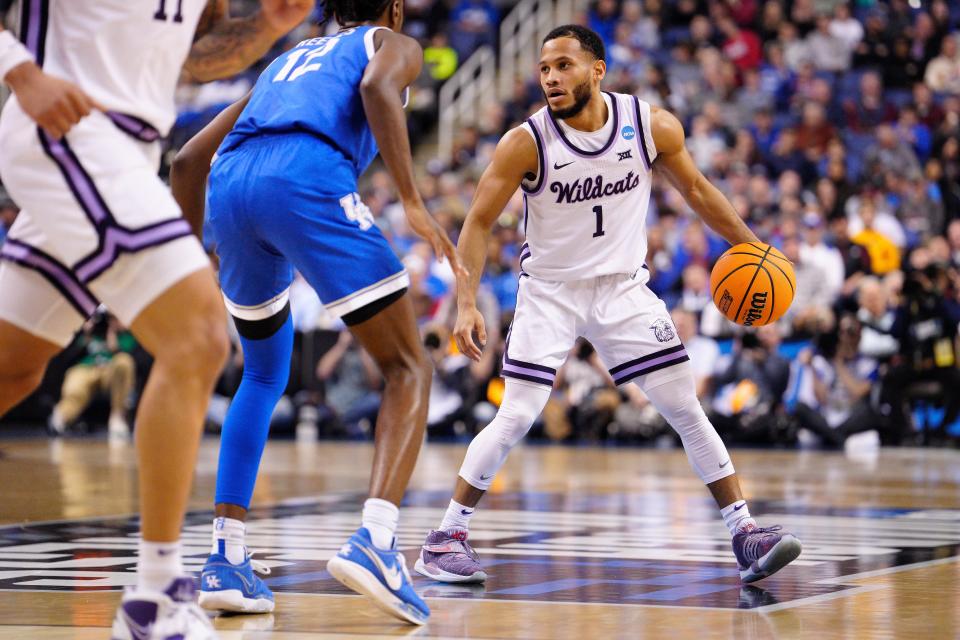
[782,235,834,334]
[850,198,903,275]
[793,101,835,156]
[912,83,946,130]
[864,124,922,178]
[886,36,924,90]
[800,211,845,301]
[856,276,900,360]
[853,10,892,68]
[829,3,863,54]
[711,326,792,444]
[449,0,499,60]
[806,14,851,73]
[316,330,381,437]
[719,16,763,72]
[843,72,898,132]
[787,315,888,448]
[49,312,136,438]
[924,33,960,94]
[423,33,458,82]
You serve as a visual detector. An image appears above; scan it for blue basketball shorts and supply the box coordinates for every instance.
[206,134,408,324]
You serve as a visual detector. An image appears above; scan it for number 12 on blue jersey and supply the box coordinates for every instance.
[273,37,341,83]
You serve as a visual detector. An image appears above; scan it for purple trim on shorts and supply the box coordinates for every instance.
[74,218,192,283]
[106,112,161,143]
[609,345,689,385]
[632,96,652,171]
[546,91,620,159]
[21,0,48,65]
[0,240,98,317]
[521,119,548,196]
[502,363,554,386]
[503,325,556,375]
[38,128,113,227]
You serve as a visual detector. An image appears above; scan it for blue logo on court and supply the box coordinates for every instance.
[621,125,636,140]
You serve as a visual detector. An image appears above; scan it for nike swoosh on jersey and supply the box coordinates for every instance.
[719,460,730,468]
[359,545,404,591]
[479,473,492,481]
[553,160,575,170]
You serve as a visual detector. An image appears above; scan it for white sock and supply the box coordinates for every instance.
[439,499,475,531]
[362,498,399,550]
[721,500,757,535]
[211,517,247,565]
[137,540,183,592]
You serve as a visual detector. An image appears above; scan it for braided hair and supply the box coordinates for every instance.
[320,0,393,24]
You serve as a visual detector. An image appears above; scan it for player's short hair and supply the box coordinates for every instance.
[543,25,606,62]
[320,0,392,24]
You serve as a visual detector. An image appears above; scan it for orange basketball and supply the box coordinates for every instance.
[709,242,796,326]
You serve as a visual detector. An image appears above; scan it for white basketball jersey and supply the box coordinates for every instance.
[519,91,658,282]
[15,0,207,134]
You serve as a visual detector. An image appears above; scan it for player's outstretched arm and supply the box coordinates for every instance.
[651,107,759,246]
[361,30,464,278]
[454,127,537,360]
[184,0,314,83]
[170,93,251,239]
[0,27,102,138]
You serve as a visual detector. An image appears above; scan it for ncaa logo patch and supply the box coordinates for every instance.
[621,125,636,140]
[650,318,675,343]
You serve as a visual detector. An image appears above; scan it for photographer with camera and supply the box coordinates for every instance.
[881,260,960,443]
[787,315,890,448]
[711,325,792,444]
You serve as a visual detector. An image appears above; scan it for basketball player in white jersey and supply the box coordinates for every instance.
[0,1,311,637]
[415,25,802,586]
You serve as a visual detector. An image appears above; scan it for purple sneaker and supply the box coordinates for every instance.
[414,528,487,583]
[111,576,217,639]
[732,525,802,583]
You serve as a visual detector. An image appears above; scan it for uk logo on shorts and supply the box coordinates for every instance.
[621,125,636,140]
[650,318,675,343]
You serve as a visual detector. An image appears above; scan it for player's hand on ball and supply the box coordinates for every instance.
[6,63,102,138]
[454,306,486,362]
[260,0,315,35]
[404,202,469,281]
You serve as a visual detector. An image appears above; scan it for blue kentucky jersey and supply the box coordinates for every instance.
[218,26,384,186]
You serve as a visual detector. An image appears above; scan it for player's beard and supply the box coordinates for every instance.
[545,77,593,120]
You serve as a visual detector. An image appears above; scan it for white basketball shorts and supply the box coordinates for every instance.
[502,272,690,391]
[0,99,210,346]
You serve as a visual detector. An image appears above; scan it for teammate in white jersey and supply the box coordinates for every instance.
[0,1,311,637]
[415,25,802,586]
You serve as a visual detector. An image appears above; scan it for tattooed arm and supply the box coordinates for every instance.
[183,0,314,83]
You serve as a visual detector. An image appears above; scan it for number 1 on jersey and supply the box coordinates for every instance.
[592,205,605,238]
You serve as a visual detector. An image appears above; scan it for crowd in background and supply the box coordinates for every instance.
[2,0,959,449]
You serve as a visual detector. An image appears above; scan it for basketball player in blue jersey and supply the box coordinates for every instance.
[170,0,463,625]
[415,25,803,586]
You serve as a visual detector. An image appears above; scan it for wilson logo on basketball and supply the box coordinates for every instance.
[742,291,768,326]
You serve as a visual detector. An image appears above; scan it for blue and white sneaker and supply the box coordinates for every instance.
[326,527,430,625]
[198,552,274,613]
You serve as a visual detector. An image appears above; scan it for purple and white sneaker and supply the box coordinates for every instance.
[111,576,218,639]
[414,528,487,583]
[732,525,802,583]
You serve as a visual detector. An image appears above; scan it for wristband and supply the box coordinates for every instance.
[0,30,34,84]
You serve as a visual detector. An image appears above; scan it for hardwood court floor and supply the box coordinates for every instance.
[0,438,957,639]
